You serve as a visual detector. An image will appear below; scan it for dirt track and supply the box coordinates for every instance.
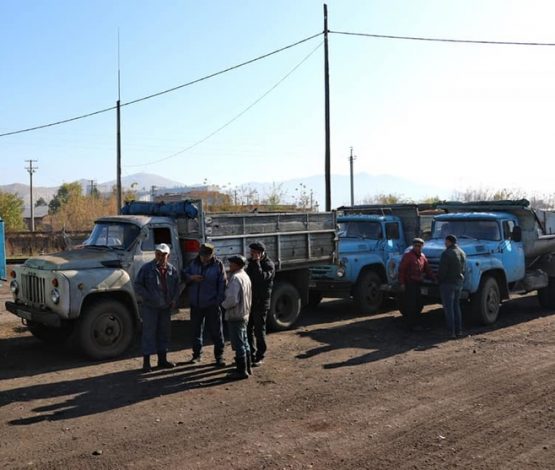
[1,283,554,469]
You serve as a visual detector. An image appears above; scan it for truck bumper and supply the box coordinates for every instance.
[5,301,61,327]
[309,279,352,298]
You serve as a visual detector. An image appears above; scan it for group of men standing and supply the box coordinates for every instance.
[398,234,467,338]
[134,241,275,380]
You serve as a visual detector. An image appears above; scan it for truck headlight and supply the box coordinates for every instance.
[336,266,345,278]
[50,288,61,304]
[10,280,19,296]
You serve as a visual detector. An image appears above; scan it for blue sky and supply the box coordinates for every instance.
[2,0,555,201]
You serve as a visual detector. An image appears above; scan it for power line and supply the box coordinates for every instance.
[330,30,555,47]
[126,41,324,168]
[0,32,323,139]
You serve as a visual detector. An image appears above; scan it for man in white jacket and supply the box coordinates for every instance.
[222,255,252,380]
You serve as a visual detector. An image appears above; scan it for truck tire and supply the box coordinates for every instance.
[27,321,74,344]
[538,277,555,308]
[75,299,134,360]
[267,282,302,331]
[307,291,323,309]
[354,270,383,314]
[470,276,501,325]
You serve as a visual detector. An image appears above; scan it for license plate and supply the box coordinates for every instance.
[17,309,32,320]
[421,287,429,295]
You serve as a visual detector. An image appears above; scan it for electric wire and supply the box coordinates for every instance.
[126,41,324,168]
[0,32,323,138]
[330,30,555,47]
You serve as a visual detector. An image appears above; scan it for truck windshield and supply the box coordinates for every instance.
[83,222,141,250]
[338,221,383,239]
[432,219,501,241]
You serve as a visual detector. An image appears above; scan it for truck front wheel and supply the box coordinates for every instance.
[27,321,74,344]
[354,270,383,314]
[76,299,134,360]
[538,277,555,308]
[267,282,301,331]
[470,276,501,325]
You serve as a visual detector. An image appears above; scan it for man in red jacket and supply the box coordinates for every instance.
[398,238,435,329]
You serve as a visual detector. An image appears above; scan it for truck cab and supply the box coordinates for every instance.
[310,213,406,313]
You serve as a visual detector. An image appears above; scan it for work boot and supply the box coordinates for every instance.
[253,356,264,367]
[142,355,152,373]
[226,356,249,380]
[215,357,226,368]
[246,355,253,376]
[157,352,176,369]
[190,354,202,364]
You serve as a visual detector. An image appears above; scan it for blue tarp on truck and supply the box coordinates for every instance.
[121,200,198,219]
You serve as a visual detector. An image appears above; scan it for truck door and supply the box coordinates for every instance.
[133,225,181,277]
[501,220,525,282]
[384,222,403,255]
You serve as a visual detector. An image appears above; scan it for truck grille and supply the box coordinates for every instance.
[427,260,439,276]
[21,274,47,305]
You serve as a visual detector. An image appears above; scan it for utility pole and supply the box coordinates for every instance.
[25,160,38,232]
[89,179,97,197]
[116,29,122,213]
[349,147,357,206]
[323,3,331,212]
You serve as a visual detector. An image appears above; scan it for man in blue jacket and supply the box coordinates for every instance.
[183,243,227,366]
[134,243,181,372]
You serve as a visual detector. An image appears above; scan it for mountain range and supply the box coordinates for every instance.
[0,172,449,208]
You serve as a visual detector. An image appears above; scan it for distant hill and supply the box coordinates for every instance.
[98,173,185,193]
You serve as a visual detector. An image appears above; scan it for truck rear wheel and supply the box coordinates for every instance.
[470,276,501,325]
[76,299,134,360]
[538,277,555,308]
[267,282,301,331]
[27,321,74,344]
[354,270,383,314]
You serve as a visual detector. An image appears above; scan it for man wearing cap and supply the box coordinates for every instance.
[246,241,275,366]
[222,255,252,379]
[439,234,467,338]
[398,237,435,329]
[183,243,227,366]
[134,243,181,372]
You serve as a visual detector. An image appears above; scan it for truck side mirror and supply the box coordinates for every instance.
[511,226,522,242]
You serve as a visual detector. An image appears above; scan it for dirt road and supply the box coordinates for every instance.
[1,283,554,469]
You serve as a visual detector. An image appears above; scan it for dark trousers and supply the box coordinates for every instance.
[190,305,225,359]
[402,282,423,326]
[141,306,171,355]
[247,305,268,361]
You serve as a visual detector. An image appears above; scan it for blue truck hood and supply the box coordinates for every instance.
[423,239,492,259]
[338,238,380,255]
[24,247,124,270]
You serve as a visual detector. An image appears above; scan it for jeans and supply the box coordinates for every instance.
[440,282,463,335]
[247,305,268,360]
[141,306,172,355]
[190,305,225,359]
[228,320,250,360]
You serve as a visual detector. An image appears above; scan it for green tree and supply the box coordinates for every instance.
[49,182,83,214]
[35,197,48,207]
[0,191,25,231]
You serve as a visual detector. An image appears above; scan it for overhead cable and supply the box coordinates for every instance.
[330,30,555,47]
[126,41,324,168]
[0,32,323,138]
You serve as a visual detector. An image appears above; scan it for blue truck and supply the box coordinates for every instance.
[387,200,555,323]
[309,204,434,313]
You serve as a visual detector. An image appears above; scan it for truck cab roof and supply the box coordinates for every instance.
[96,215,176,227]
[338,214,400,223]
[434,212,516,221]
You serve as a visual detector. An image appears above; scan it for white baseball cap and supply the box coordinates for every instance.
[155,243,171,254]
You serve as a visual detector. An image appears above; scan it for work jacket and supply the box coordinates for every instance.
[439,245,467,284]
[183,256,226,308]
[398,249,434,285]
[222,269,252,322]
[134,260,181,310]
[246,255,275,309]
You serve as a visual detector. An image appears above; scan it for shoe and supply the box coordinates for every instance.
[246,355,253,375]
[450,333,457,340]
[456,331,465,338]
[226,356,249,380]
[252,358,264,367]
[142,355,152,373]
[190,355,202,364]
[157,353,176,369]
[215,357,226,368]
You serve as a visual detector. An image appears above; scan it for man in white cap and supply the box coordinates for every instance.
[134,243,181,372]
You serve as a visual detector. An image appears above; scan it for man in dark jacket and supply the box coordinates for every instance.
[134,243,181,372]
[183,243,227,366]
[439,234,467,338]
[246,241,275,366]
[398,237,435,329]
